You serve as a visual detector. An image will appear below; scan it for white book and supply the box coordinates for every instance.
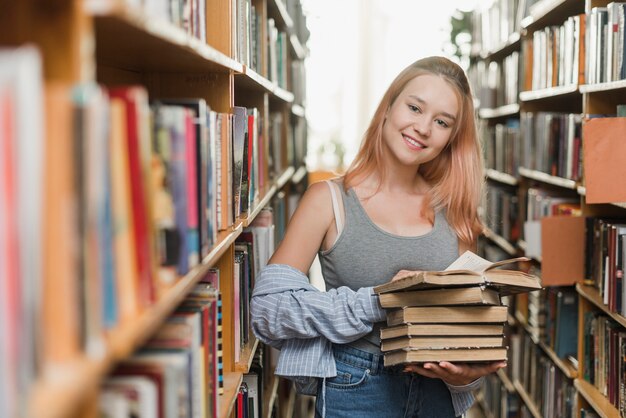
[0,45,44,400]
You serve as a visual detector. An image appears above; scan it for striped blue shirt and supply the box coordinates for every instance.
[250,263,481,416]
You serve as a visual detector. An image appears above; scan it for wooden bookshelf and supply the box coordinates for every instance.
[580,79,626,93]
[263,374,281,418]
[519,84,580,102]
[496,369,516,394]
[4,0,310,416]
[514,311,578,379]
[576,284,626,328]
[513,380,543,418]
[478,103,520,120]
[482,227,517,256]
[521,0,584,30]
[221,372,244,418]
[485,168,518,186]
[518,167,577,190]
[575,379,621,418]
[480,32,521,61]
[235,337,260,373]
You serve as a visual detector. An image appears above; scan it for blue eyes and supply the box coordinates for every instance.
[407,104,450,128]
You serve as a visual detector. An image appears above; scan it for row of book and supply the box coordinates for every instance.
[470,0,534,55]
[481,118,521,177]
[480,111,583,183]
[473,3,626,91]
[99,206,279,418]
[582,312,626,416]
[520,112,583,182]
[482,183,520,244]
[0,45,295,418]
[472,52,520,110]
[101,268,222,418]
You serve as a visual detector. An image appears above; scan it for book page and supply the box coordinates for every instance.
[444,251,493,273]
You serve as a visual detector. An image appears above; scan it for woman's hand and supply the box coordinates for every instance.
[390,270,422,282]
[403,360,506,386]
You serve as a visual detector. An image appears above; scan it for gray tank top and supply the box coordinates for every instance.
[318,183,459,352]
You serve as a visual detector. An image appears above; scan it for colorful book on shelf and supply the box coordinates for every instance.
[383,347,508,366]
[108,86,156,306]
[378,286,501,308]
[380,323,505,339]
[374,251,539,295]
[381,336,505,352]
[386,306,509,327]
[42,83,80,364]
[109,98,140,324]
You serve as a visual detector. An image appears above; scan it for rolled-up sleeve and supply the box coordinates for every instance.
[250,264,386,344]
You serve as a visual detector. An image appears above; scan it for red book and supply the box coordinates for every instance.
[108,86,155,306]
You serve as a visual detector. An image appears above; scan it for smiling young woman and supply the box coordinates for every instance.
[251,56,500,418]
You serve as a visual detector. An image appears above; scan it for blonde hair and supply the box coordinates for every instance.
[343,56,484,244]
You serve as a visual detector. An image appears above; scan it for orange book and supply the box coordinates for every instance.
[108,87,156,307]
[109,98,140,323]
[42,83,80,363]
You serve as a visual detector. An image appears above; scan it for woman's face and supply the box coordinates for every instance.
[381,73,459,169]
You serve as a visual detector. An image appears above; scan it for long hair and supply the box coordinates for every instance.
[343,56,484,244]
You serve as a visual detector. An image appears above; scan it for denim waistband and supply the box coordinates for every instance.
[332,344,387,374]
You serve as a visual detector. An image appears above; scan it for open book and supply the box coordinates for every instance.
[373,251,541,295]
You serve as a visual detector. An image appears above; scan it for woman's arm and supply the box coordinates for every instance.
[251,264,386,344]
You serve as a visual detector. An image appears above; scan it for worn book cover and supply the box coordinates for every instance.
[374,251,540,295]
[378,286,500,308]
[380,323,505,339]
[386,305,508,326]
[383,347,508,366]
[381,336,504,352]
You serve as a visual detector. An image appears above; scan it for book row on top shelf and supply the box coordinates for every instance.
[0,0,310,417]
[471,1,626,418]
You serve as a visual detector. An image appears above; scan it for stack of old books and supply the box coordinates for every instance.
[373,251,542,366]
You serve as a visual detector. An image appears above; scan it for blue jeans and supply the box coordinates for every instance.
[315,345,458,418]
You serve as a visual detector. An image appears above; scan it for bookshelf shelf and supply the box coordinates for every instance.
[513,380,543,418]
[221,372,244,418]
[93,8,242,74]
[580,79,626,94]
[268,0,294,30]
[482,227,517,256]
[476,395,497,418]
[575,379,621,418]
[27,222,244,418]
[292,103,305,117]
[480,32,521,61]
[289,33,307,60]
[485,168,519,186]
[234,337,260,373]
[237,66,295,103]
[263,374,280,418]
[496,369,516,394]
[576,284,626,328]
[519,84,580,102]
[520,0,584,30]
[273,85,295,103]
[292,165,308,184]
[243,166,295,227]
[518,167,577,190]
[478,103,520,120]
